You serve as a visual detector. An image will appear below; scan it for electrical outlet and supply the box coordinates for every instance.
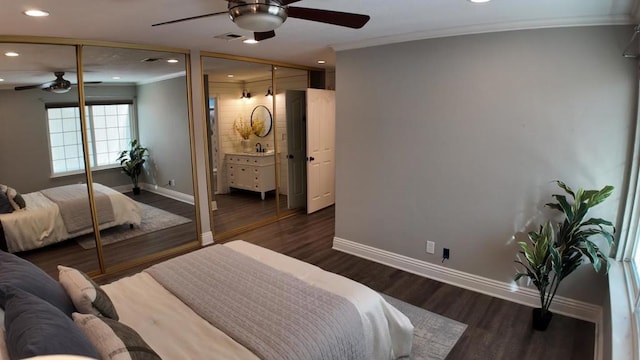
[443,248,450,261]
[169,179,176,186]
[426,241,435,254]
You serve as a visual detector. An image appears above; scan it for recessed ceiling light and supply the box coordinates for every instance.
[227,74,234,78]
[167,59,179,63]
[243,39,259,44]
[23,9,49,17]
[4,52,19,57]
[112,76,121,80]
[0,79,4,82]
[468,0,491,3]
[317,60,326,64]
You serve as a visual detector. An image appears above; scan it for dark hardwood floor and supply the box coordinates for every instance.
[219,205,595,360]
[20,190,198,276]
[212,189,286,234]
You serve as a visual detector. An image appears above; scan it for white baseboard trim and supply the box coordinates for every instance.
[332,237,602,323]
[201,231,214,246]
[140,183,194,205]
[334,236,604,360]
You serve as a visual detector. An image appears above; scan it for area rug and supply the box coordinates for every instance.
[75,202,192,249]
[381,294,467,360]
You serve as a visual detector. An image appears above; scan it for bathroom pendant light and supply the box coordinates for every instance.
[265,86,273,97]
[241,89,251,99]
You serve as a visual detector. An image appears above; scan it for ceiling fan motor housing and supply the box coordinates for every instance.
[228,0,288,32]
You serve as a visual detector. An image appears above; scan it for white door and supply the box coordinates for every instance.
[286,90,307,209]
[306,88,335,214]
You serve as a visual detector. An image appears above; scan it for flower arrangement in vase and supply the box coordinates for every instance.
[234,118,265,153]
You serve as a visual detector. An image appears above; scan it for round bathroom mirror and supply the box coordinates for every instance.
[251,105,272,137]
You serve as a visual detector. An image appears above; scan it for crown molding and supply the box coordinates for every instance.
[332,15,635,52]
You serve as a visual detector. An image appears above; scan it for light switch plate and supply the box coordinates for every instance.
[426,241,435,254]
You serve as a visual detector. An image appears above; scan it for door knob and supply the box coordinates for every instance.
[287,154,294,159]
[307,156,315,162]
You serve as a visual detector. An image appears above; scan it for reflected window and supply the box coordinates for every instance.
[47,102,135,175]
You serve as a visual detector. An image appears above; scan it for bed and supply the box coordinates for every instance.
[0,183,142,253]
[0,240,414,360]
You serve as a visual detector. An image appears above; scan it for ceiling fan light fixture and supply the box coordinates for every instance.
[229,2,287,32]
[46,85,71,94]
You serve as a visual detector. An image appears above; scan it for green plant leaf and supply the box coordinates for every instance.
[551,195,574,220]
[555,180,575,198]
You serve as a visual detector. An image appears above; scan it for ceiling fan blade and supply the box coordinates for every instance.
[279,0,302,5]
[152,11,228,27]
[14,81,55,91]
[254,30,276,41]
[287,7,370,29]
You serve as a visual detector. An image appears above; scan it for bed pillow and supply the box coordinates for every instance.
[0,250,76,316]
[58,265,119,320]
[73,313,161,360]
[0,192,12,214]
[0,286,99,359]
[5,187,24,211]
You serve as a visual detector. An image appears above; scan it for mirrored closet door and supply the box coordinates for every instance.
[81,46,199,270]
[0,40,200,277]
[274,66,309,214]
[202,57,278,234]
[0,43,101,275]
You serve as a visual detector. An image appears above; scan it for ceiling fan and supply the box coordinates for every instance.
[152,0,370,41]
[14,72,102,94]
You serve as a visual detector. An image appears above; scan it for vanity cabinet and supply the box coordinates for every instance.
[225,153,276,200]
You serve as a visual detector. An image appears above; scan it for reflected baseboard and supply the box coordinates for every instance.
[111,183,194,205]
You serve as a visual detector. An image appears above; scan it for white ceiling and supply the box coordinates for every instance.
[0,0,638,86]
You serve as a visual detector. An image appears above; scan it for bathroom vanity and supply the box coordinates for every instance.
[225,152,276,200]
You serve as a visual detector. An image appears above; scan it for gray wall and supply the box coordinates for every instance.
[137,76,193,195]
[0,86,137,193]
[335,25,636,305]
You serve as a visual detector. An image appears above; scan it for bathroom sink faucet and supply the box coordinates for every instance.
[255,143,262,153]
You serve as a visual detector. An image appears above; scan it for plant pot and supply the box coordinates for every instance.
[132,187,141,195]
[532,308,553,331]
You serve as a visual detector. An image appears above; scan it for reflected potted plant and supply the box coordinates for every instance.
[117,139,149,195]
[514,181,615,330]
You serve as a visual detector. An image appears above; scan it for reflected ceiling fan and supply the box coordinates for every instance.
[14,72,102,94]
[152,0,370,41]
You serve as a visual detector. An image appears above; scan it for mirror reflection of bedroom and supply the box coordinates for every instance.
[203,56,309,236]
[0,42,200,276]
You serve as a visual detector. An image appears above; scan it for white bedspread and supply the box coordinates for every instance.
[0,183,142,252]
[103,241,413,360]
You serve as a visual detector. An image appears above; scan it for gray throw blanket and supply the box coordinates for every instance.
[41,184,115,233]
[146,245,368,360]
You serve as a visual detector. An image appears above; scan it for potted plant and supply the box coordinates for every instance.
[514,181,615,330]
[116,139,148,195]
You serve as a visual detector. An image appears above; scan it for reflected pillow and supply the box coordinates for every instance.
[58,265,119,320]
[0,251,75,316]
[1,286,99,359]
[0,192,12,214]
[73,313,161,360]
[5,187,25,211]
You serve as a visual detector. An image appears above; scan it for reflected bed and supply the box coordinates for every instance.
[0,183,142,253]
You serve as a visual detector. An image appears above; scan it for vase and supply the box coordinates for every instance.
[241,139,251,153]
[532,308,553,331]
